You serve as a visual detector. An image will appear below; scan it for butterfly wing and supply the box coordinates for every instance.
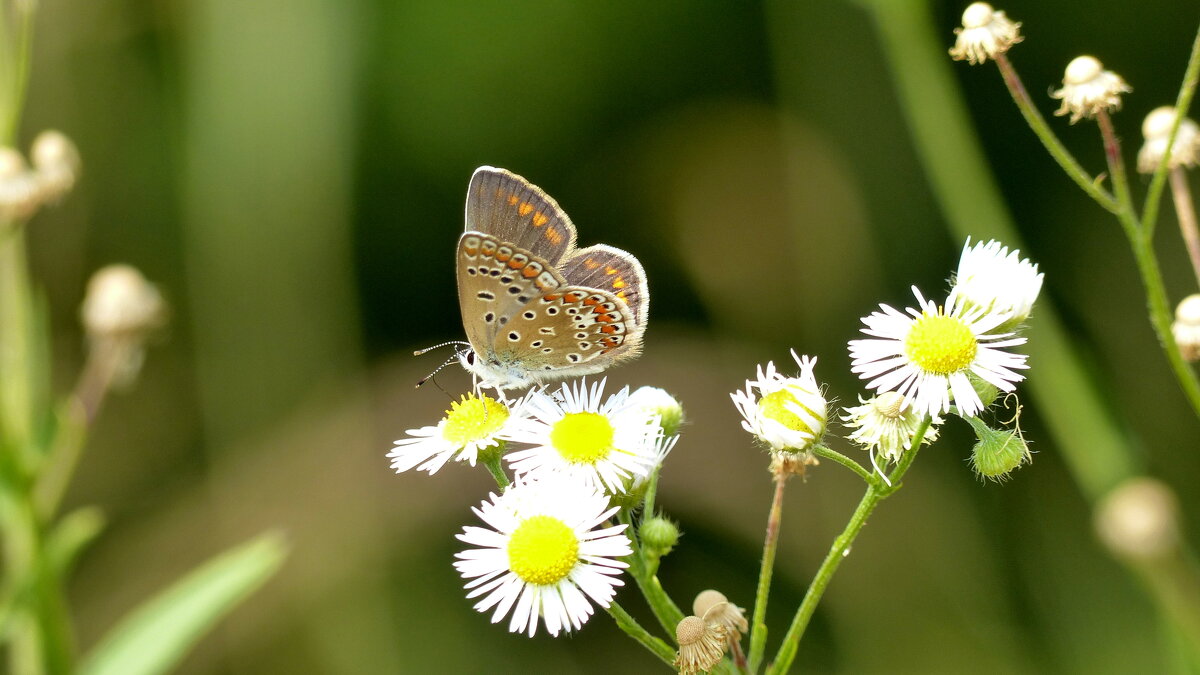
[496,285,642,381]
[457,232,567,357]
[559,244,649,327]
[465,167,578,266]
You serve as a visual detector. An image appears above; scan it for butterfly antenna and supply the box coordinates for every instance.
[415,353,461,389]
[413,340,470,357]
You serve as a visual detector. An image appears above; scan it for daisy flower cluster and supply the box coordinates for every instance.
[389,378,681,637]
[846,238,1039,476]
[732,238,1039,481]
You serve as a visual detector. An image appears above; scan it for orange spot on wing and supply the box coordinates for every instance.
[612,277,626,289]
[544,294,561,301]
[601,325,617,334]
[583,296,599,306]
[522,266,540,278]
[545,227,564,245]
[563,292,583,303]
[496,250,512,263]
[507,194,519,205]
[532,212,549,227]
[616,291,627,300]
[518,202,534,216]
[583,258,600,269]
[508,259,524,269]
[604,265,618,275]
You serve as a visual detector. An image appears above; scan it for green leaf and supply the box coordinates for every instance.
[77,531,288,675]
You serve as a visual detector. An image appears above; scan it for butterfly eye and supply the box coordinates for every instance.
[464,351,477,365]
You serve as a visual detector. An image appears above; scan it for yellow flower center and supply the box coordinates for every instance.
[441,395,509,445]
[549,412,614,464]
[507,515,579,585]
[758,389,815,435]
[904,313,978,374]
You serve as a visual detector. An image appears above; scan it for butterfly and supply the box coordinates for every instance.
[454,166,648,392]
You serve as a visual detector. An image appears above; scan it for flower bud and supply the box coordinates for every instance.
[1173,294,1200,362]
[628,385,684,437]
[640,515,680,559]
[964,416,1029,480]
[1095,478,1179,560]
[30,130,81,203]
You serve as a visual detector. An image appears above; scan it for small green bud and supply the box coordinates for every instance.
[964,416,1029,480]
[640,515,680,558]
[628,386,685,437]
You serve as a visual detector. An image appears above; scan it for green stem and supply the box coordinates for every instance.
[619,509,685,637]
[1126,226,1200,419]
[0,228,36,466]
[605,601,676,666]
[766,417,930,675]
[812,445,875,485]
[746,472,788,672]
[1096,110,1139,237]
[992,53,1117,213]
[479,448,509,489]
[1143,26,1200,239]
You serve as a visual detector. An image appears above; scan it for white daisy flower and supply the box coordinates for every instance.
[453,478,632,637]
[1051,55,1131,124]
[842,392,942,475]
[848,287,1029,418]
[948,2,1022,65]
[388,393,521,475]
[731,350,827,454]
[503,379,662,494]
[948,238,1043,327]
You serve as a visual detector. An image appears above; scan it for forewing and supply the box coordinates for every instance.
[457,232,567,356]
[559,244,649,327]
[465,166,578,266]
[498,286,642,380]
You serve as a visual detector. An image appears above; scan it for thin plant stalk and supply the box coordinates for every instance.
[746,471,789,672]
[993,53,1118,213]
[618,509,685,636]
[1169,167,1200,287]
[605,601,677,666]
[765,418,930,675]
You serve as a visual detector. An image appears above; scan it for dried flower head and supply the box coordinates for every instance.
[1051,56,1131,124]
[842,392,941,471]
[1095,478,1179,560]
[693,589,748,643]
[1173,294,1200,362]
[674,615,728,675]
[0,147,40,223]
[949,2,1022,65]
[1138,106,1200,173]
[30,130,81,203]
[81,265,167,339]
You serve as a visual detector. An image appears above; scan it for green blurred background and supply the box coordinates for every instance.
[16,0,1200,672]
